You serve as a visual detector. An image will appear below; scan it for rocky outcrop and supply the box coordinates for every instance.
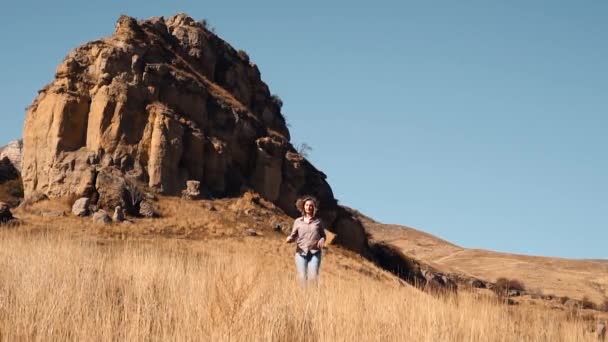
[0,140,23,172]
[17,13,472,294]
[182,180,201,199]
[20,13,367,252]
[92,210,111,225]
[72,197,91,216]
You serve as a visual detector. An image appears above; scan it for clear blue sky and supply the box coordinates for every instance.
[1,1,606,259]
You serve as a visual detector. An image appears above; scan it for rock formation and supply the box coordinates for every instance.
[20,13,371,250]
[0,140,23,172]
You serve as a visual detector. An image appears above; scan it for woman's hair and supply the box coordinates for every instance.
[295,195,319,217]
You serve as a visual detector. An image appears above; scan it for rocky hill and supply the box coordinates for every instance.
[22,14,370,257]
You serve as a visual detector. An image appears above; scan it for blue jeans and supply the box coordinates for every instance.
[295,251,322,284]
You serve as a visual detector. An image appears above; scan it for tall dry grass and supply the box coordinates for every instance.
[0,230,597,341]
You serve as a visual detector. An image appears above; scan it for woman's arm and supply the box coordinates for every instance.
[317,220,326,248]
[286,220,299,243]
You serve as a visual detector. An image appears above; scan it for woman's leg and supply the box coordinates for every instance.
[307,251,322,282]
[294,253,308,284]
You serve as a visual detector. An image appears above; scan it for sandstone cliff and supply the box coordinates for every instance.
[22,14,369,255]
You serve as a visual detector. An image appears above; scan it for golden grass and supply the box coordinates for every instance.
[0,228,599,341]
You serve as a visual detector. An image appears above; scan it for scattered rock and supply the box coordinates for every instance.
[0,202,14,224]
[92,210,111,225]
[113,206,125,222]
[508,290,521,297]
[244,229,259,236]
[273,222,283,232]
[71,197,90,217]
[182,180,201,200]
[139,201,155,218]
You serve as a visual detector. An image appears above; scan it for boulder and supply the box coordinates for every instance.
[92,210,111,225]
[71,197,90,216]
[95,171,128,212]
[244,228,258,236]
[0,202,14,223]
[139,201,155,218]
[113,206,125,222]
[182,180,201,200]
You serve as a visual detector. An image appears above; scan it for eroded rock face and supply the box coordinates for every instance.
[21,13,369,255]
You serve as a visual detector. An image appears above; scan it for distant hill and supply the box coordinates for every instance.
[361,215,608,304]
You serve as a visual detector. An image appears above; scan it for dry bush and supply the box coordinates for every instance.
[0,177,24,207]
[581,296,597,310]
[493,277,525,298]
[271,94,283,109]
[0,231,597,341]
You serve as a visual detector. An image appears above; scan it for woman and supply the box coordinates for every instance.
[285,196,326,285]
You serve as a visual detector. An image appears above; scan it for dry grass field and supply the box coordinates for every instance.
[0,195,604,341]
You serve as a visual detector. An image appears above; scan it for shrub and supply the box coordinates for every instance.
[197,19,216,33]
[580,296,596,310]
[560,296,570,305]
[270,94,283,109]
[601,299,608,312]
[0,177,24,207]
[493,277,525,298]
[295,143,312,159]
[237,49,250,63]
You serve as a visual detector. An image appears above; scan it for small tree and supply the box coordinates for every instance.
[296,143,312,159]
[270,94,283,109]
[197,19,216,33]
[581,296,596,310]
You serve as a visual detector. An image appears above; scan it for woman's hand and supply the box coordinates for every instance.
[285,236,293,243]
[317,239,325,249]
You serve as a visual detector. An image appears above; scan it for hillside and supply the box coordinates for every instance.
[0,196,604,340]
[362,216,608,305]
